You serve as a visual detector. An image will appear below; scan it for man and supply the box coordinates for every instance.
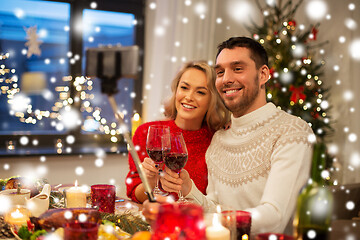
[144,36,314,235]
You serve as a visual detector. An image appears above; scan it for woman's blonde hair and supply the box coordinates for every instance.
[163,61,230,131]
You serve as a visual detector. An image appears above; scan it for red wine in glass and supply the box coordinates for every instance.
[164,153,188,173]
[163,132,188,202]
[146,125,170,195]
[147,148,164,164]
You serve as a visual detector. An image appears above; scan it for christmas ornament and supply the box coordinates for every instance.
[24,26,43,58]
[289,85,306,103]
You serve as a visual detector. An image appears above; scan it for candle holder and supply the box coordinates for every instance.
[4,205,31,232]
[205,205,236,240]
[151,203,206,240]
[255,233,294,240]
[205,212,232,240]
[64,222,99,240]
[90,184,116,213]
[230,210,252,240]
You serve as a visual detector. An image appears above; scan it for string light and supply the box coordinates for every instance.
[0,53,126,143]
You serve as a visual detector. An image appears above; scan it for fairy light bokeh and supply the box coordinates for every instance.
[0,2,359,237]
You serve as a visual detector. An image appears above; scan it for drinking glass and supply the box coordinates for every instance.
[146,125,171,195]
[163,132,188,202]
[64,222,99,240]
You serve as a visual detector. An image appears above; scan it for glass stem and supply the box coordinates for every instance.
[153,166,161,194]
[155,169,160,190]
[178,190,185,201]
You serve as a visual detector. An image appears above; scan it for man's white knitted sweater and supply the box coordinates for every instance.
[186,102,314,234]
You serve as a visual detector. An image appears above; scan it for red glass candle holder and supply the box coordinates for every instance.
[151,203,206,240]
[90,184,116,213]
[64,222,99,240]
[255,233,294,240]
[234,210,252,240]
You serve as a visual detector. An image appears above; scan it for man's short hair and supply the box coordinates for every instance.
[216,36,269,69]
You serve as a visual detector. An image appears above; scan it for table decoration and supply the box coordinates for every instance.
[205,212,231,240]
[255,233,294,240]
[91,184,116,213]
[65,181,87,208]
[64,221,99,240]
[4,206,31,231]
[12,224,47,240]
[231,210,252,240]
[0,215,13,238]
[1,177,149,239]
[151,203,206,240]
[100,211,150,235]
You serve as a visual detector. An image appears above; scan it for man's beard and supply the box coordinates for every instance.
[223,74,260,115]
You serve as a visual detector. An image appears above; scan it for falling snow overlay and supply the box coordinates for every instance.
[0,1,360,238]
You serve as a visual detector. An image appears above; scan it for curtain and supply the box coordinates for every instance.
[142,0,360,184]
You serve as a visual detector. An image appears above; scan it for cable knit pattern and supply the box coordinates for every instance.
[126,120,213,203]
[207,108,313,187]
[186,103,314,235]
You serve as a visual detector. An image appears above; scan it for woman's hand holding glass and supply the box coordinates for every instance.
[140,157,160,189]
[160,166,193,200]
[162,133,189,202]
[146,125,170,195]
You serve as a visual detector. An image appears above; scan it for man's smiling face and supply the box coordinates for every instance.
[215,47,263,117]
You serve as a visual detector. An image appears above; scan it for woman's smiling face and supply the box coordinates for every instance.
[175,68,211,127]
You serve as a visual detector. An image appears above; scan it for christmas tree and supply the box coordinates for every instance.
[247,0,334,179]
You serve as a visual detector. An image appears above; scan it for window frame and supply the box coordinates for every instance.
[0,0,145,156]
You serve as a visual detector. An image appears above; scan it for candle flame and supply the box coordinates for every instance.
[133,113,140,121]
[212,213,223,228]
[242,234,249,240]
[11,209,24,219]
[216,205,221,213]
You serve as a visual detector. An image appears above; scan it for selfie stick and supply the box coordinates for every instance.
[86,46,156,202]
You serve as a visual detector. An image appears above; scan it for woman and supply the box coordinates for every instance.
[126,61,230,203]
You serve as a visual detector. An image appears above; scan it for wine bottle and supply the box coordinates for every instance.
[294,142,334,240]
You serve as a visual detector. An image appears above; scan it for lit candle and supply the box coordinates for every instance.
[206,213,230,240]
[65,180,87,208]
[131,113,141,136]
[5,206,30,230]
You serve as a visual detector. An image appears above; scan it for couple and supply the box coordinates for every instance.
[126,36,313,234]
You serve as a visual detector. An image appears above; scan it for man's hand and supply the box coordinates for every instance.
[142,195,174,224]
[160,167,192,196]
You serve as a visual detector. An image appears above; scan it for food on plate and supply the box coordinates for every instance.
[36,208,101,231]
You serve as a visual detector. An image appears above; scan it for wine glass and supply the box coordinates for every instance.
[163,132,188,202]
[146,125,170,195]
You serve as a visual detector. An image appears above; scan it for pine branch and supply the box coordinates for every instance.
[100,212,150,235]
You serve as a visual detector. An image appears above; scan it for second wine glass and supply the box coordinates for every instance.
[146,125,170,195]
[163,132,188,202]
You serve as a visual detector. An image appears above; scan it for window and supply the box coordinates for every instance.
[0,0,145,155]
